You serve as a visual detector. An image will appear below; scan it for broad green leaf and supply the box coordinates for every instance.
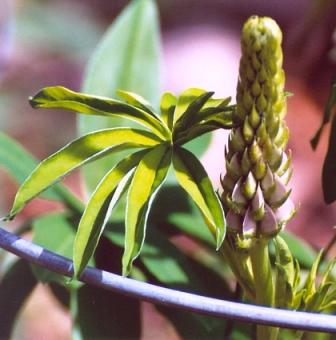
[0,132,61,201]
[322,114,336,203]
[279,231,316,269]
[32,213,77,284]
[15,2,100,57]
[73,149,149,278]
[29,86,169,139]
[79,0,160,193]
[311,80,336,149]
[0,259,37,339]
[122,144,171,275]
[160,92,176,130]
[172,146,225,249]
[9,128,159,218]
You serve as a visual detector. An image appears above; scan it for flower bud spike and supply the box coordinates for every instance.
[221,16,294,241]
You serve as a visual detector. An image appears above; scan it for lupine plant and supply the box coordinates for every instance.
[1,1,336,339]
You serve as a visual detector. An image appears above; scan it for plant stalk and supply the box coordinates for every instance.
[250,239,278,340]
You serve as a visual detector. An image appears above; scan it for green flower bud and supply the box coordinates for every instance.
[221,16,295,240]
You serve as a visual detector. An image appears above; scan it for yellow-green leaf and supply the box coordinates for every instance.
[9,128,160,218]
[116,89,157,118]
[122,144,171,275]
[29,86,170,139]
[172,146,225,249]
[73,149,148,278]
[172,88,207,125]
[173,91,214,136]
[160,92,176,130]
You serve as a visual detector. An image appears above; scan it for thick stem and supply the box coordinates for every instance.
[250,239,278,340]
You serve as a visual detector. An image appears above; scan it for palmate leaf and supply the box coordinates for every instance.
[8,128,160,219]
[172,146,226,249]
[29,86,170,139]
[73,149,149,278]
[122,144,171,275]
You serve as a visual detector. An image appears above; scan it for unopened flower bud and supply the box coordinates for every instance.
[221,16,295,240]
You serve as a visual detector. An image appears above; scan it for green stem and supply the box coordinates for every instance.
[250,239,278,340]
[221,241,255,301]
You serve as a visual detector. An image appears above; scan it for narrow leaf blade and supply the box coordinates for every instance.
[172,146,226,249]
[160,92,177,130]
[73,149,148,278]
[122,144,171,275]
[29,86,168,138]
[9,128,159,218]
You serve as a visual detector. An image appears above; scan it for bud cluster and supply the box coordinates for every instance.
[221,16,295,238]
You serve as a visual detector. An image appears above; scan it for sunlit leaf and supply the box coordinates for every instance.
[0,259,37,339]
[160,92,176,130]
[173,88,207,124]
[73,149,148,278]
[172,146,225,249]
[122,144,171,275]
[173,91,214,136]
[116,89,157,117]
[29,86,169,139]
[79,0,160,193]
[9,128,159,218]
[175,119,232,146]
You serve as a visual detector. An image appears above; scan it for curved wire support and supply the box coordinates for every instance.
[0,226,336,333]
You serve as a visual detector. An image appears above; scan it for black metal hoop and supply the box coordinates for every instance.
[0,226,335,333]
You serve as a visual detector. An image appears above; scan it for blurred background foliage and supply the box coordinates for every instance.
[0,0,336,339]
